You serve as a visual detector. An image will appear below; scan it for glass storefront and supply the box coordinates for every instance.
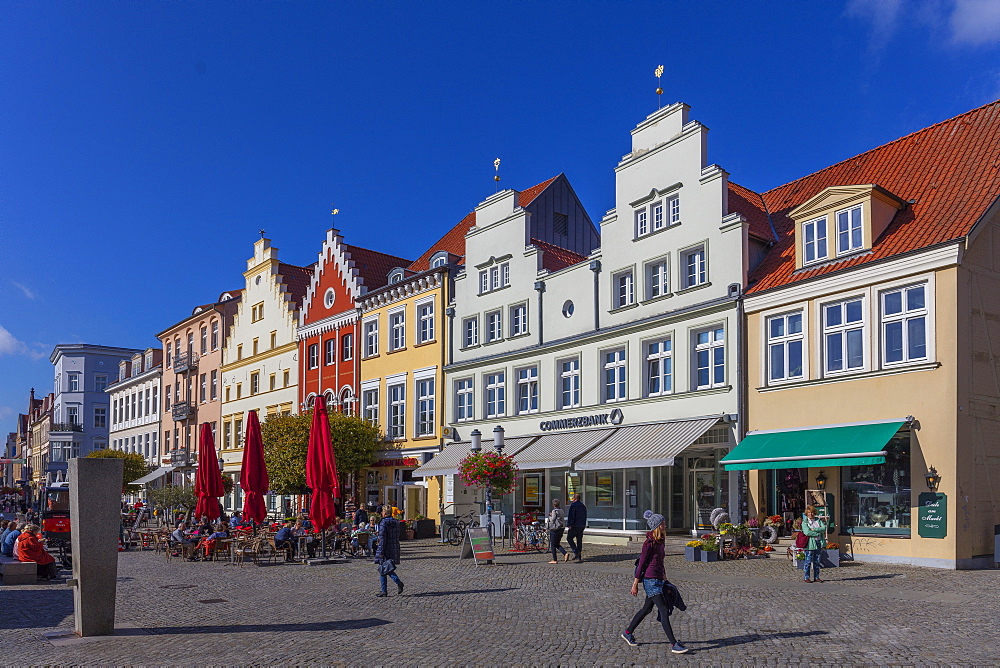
[841,433,911,535]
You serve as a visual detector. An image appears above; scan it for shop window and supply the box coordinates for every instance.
[841,434,911,535]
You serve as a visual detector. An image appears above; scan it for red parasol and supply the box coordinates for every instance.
[306,395,340,532]
[240,409,269,524]
[193,422,225,521]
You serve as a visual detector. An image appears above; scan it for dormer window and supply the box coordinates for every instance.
[803,217,828,264]
[388,269,405,284]
[430,252,449,269]
[836,205,863,255]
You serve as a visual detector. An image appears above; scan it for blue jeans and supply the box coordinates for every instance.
[379,570,402,593]
[642,578,665,597]
[803,549,821,580]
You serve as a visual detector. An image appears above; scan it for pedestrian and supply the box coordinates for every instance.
[801,505,828,583]
[547,498,567,564]
[566,492,587,562]
[374,506,403,597]
[621,511,688,653]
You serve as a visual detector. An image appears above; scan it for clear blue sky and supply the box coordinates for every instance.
[2,1,999,427]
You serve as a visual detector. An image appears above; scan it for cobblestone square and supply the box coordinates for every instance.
[1,538,998,666]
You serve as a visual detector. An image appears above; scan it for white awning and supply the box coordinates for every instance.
[413,435,537,477]
[575,417,722,470]
[131,465,175,486]
[513,429,616,469]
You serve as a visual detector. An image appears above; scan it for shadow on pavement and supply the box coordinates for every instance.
[0,588,73,629]
[694,630,827,649]
[407,587,519,597]
[122,618,391,635]
[835,573,900,582]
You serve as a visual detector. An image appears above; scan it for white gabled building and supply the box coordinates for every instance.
[425,103,773,537]
[107,348,163,471]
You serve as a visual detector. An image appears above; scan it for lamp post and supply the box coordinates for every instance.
[488,426,505,540]
[469,429,488,539]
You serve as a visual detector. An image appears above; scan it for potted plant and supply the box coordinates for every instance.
[684,540,703,561]
[399,519,415,540]
[747,517,760,543]
[699,534,719,562]
[821,541,841,568]
[412,514,436,539]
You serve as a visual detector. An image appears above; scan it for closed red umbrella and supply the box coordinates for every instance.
[193,422,224,521]
[240,409,269,525]
[306,395,340,533]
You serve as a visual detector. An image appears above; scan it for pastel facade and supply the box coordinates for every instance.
[28,393,53,492]
[107,349,163,468]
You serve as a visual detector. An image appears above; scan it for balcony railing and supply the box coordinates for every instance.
[172,351,199,373]
[171,402,195,421]
[50,422,83,433]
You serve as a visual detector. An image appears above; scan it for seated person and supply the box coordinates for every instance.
[353,506,369,528]
[203,523,229,558]
[1,522,23,557]
[274,521,296,560]
[171,522,199,560]
[0,520,15,547]
[229,512,244,528]
[292,520,316,559]
[350,524,371,556]
[15,524,59,580]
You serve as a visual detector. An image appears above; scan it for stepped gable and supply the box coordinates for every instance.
[407,176,559,273]
[344,245,413,292]
[748,101,1000,294]
[729,181,775,243]
[278,262,316,308]
[531,238,588,272]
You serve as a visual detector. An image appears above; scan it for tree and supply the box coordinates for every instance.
[86,448,151,492]
[148,485,197,520]
[260,413,311,494]
[328,411,381,498]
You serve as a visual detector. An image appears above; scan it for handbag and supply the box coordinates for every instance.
[794,531,808,549]
[377,559,396,576]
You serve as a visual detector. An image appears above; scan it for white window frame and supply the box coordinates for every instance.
[509,303,528,337]
[479,270,489,294]
[94,406,107,429]
[324,338,336,365]
[603,348,627,403]
[822,296,866,376]
[645,257,669,300]
[94,374,108,393]
[462,316,479,348]
[389,309,406,351]
[693,326,726,390]
[417,300,435,344]
[836,204,863,256]
[559,357,580,409]
[613,269,635,308]
[308,343,319,369]
[681,245,707,289]
[516,366,539,415]
[484,371,506,418]
[880,283,929,367]
[387,383,406,439]
[803,216,828,264]
[644,337,673,397]
[415,378,435,436]
[667,194,680,225]
[361,383,379,426]
[342,333,354,361]
[486,310,502,343]
[455,378,474,422]
[635,207,649,237]
[363,318,379,357]
[479,262,510,294]
[651,201,663,231]
[766,311,805,384]
[68,373,80,392]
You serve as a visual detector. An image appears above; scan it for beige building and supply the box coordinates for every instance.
[725,101,1000,568]
[157,291,241,485]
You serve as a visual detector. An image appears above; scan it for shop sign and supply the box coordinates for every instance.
[459,526,494,564]
[371,457,420,468]
[539,408,624,432]
[0,459,26,464]
[917,492,947,539]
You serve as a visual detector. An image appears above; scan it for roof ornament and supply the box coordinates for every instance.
[330,204,339,218]
[494,158,501,192]
[258,229,266,239]
[654,65,664,108]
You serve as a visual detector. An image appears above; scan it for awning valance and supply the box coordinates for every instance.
[575,417,722,471]
[131,465,175,486]
[721,418,910,471]
[413,436,536,477]
[513,429,615,470]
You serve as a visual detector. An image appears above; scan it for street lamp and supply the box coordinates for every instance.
[924,466,941,491]
[485,426,506,540]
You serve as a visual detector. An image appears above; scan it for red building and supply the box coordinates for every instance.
[297,228,412,414]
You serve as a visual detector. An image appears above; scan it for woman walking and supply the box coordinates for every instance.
[621,510,688,653]
[801,505,828,583]
[374,506,404,597]
[547,499,567,563]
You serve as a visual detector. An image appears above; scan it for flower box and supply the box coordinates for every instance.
[684,546,701,561]
[700,549,719,563]
[821,548,840,568]
[401,529,415,541]
[413,519,436,539]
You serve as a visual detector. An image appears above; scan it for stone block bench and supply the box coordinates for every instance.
[0,554,37,584]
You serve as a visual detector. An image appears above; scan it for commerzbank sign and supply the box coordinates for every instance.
[539,408,624,432]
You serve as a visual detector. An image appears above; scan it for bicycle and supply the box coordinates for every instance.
[445,510,480,545]
[511,512,547,552]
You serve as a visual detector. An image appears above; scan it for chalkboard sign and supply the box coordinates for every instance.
[917,493,947,539]
[459,526,495,565]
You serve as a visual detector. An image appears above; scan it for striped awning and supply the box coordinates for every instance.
[513,429,616,470]
[413,435,537,477]
[575,416,722,470]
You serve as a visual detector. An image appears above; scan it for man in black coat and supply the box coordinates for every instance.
[566,493,587,562]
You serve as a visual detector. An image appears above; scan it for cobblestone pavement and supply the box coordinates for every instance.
[1,538,998,666]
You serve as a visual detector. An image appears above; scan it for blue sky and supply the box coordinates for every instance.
[2,1,999,427]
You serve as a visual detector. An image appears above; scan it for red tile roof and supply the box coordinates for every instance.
[531,238,588,272]
[407,177,560,273]
[728,181,774,243]
[278,263,316,308]
[344,245,413,292]
[748,101,1000,294]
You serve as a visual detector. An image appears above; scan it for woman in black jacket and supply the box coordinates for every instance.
[621,510,688,653]
[374,506,404,597]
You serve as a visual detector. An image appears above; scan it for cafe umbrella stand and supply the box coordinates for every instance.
[305,396,342,565]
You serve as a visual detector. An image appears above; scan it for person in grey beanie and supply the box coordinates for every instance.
[620,510,688,653]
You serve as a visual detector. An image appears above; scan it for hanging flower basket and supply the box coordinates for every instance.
[457,451,519,495]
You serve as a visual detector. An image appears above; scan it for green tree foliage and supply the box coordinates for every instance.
[328,411,381,493]
[148,485,197,513]
[86,448,151,492]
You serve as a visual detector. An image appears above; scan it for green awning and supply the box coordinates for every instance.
[721,418,910,471]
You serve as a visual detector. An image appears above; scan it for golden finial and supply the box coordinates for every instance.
[494,158,501,191]
[654,65,664,107]
[331,205,340,217]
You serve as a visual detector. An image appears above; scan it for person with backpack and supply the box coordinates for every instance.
[621,510,688,653]
[547,498,568,563]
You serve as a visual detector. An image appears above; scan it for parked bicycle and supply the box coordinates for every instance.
[511,512,547,552]
[445,510,480,545]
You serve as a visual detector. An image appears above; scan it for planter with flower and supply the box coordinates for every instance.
[399,519,415,540]
[699,534,720,562]
[457,450,519,540]
[684,540,703,561]
[760,515,783,544]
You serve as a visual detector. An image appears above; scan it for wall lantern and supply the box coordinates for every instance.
[924,466,941,491]
[815,471,827,490]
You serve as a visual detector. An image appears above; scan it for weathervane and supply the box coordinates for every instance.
[331,204,340,218]
[655,65,664,108]
[258,229,266,239]
[494,158,501,192]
